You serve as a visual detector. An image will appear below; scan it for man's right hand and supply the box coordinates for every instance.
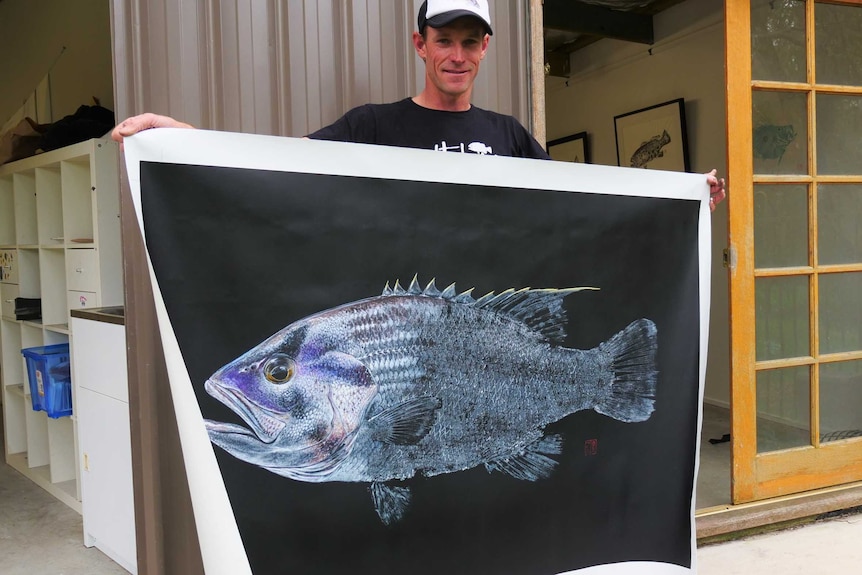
[111,113,194,149]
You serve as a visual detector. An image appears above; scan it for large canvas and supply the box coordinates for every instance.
[124,130,711,575]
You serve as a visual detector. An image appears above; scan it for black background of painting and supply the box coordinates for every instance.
[142,161,701,575]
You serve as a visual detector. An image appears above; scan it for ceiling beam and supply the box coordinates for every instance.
[543,0,654,45]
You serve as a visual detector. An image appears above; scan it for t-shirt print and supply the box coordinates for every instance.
[433,140,495,155]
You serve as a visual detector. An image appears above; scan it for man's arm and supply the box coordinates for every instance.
[109,111,727,211]
[111,113,195,149]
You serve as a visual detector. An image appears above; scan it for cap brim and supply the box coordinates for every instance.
[425,10,493,35]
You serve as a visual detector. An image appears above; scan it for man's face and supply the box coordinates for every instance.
[414,18,490,102]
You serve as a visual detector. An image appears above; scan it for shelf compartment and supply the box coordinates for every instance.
[13,171,37,245]
[20,321,44,350]
[18,247,41,297]
[39,248,67,325]
[56,479,79,507]
[0,282,19,320]
[2,388,27,455]
[62,159,95,244]
[0,248,17,283]
[43,330,69,347]
[1,319,24,383]
[48,416,77,483]
[44,323,71,335]
[21,319,44,330]
[25,408,49,468]
[36,166,64,246]
[0,175,15,245]
[66,248,99,292]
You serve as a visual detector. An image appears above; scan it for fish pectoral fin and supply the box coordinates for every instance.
[484,434,563,482]
[370,482,411,525]
[368,396,442,445]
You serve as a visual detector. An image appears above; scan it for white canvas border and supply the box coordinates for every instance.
[123,128,711,575]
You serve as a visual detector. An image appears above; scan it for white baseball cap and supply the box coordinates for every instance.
[418,0,493,36]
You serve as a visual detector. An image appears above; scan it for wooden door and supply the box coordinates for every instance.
[727,0,862,503]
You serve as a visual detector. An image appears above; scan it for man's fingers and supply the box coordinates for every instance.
[111,113,194,145]
[116,120,144,137]
[112,115,152,142]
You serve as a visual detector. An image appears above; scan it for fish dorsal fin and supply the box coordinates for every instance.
[380,278,598,343]
[381,277,475,303]
[484,434,564,481]
[370,482,411,525]
[368,396,442,445]
[407,275,423,295]
[474,286,598,342]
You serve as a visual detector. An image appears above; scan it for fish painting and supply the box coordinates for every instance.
[204,277,659,524]
[630,130,672,168]
[753,124,796,164]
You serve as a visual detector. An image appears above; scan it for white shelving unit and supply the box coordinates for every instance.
[0,139,122,511]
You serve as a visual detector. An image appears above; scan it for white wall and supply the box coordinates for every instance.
[0,0,114,128]
[545,0,730,407]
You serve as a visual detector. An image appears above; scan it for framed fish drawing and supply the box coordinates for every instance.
[614,98,691,172]
[548,132,590,164]
[123,129,711,575]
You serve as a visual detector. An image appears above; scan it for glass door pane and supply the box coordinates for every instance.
[752,0,807,83]
[820,360,862,443]
[752,91,808,175]
[754,184,809,268]
[755,276,810,361]
[819,272,862,354]
[815,3,862,86]
[815,94,862,175]
[818,185,862,264]
[757,366,811,452]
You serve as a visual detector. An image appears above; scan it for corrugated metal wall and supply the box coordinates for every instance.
[109,2,534,573]
[112,0,532,136]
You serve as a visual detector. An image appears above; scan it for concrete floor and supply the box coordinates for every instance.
[694,404,862,573]
[697,509,862,574]
[0,410,126,575]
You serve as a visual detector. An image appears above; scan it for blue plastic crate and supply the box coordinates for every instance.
[21,343,72,419]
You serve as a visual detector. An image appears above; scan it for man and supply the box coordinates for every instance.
[111,0,726,206]
[306,0,550,159]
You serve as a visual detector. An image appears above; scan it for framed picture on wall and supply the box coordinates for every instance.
[614,98,690,171]
[547,131,590,164]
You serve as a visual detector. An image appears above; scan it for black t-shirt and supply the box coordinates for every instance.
[308,98,550,160]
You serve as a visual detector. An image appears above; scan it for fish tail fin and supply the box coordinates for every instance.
[594,319,658,423]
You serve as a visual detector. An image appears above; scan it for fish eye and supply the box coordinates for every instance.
[263,354,296,384]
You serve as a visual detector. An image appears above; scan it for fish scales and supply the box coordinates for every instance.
[325,296,600,482]
[204,280,658,523]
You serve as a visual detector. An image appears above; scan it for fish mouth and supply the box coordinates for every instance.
[204,379,286,444]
